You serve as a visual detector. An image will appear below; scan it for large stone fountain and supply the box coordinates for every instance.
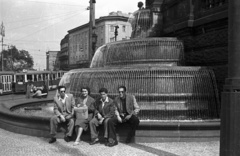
[59,7,220,121]
[60,37,220,121]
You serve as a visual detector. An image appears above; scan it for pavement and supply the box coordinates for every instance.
[0,91,220,156]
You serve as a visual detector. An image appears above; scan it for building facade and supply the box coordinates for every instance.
[46,51,59,71]
[67,11,132,69]
[59,34,69,70]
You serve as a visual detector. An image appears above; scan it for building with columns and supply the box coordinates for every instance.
[67,11,132,69]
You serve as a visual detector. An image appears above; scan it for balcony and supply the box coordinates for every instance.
[162,0,228,34]
[59,51,68,60]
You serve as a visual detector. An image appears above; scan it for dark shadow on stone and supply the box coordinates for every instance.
[128,143,179,156]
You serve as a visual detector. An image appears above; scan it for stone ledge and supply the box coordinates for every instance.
[0,98,220,143]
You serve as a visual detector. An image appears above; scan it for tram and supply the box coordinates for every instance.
[0,70,65,95]
[0,71,14,94]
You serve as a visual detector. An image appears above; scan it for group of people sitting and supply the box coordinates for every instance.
[48,85,140,147]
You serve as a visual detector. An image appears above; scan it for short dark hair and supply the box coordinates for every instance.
[99,88,108,94]
[118,86,126,92]
[58,86,66,91]
[81,87,91,95]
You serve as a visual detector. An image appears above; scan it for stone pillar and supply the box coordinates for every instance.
[220,1,240,156]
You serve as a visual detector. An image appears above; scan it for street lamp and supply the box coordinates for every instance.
[114,25,119,41]
[1,21,5,71]
[46,52,49,71]
[92,32,98,57]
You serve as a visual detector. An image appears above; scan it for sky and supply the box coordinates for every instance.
[0,0,142,70]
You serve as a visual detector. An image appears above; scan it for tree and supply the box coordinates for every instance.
[0,45,34,71]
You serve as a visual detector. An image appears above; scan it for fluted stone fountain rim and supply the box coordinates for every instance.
[90,37,185,68]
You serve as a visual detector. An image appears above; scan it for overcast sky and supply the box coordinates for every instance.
[0,0,142,70]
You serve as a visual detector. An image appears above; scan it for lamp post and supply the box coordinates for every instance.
[92,32,98,57]
[46,52,49,71]
[114,25,119,41]
[89,0,96,65]
[0,21,5,71]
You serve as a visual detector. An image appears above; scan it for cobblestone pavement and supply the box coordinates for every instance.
[0,92,220,156]
[0,128,219,156]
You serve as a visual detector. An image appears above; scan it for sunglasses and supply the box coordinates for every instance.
[60,90,65,93]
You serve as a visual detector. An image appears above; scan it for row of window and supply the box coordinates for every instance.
[69,54,88,63]
[0,75,12,83]
[110,25,126,32]
[71,32,88,44]
[70,44,88,54]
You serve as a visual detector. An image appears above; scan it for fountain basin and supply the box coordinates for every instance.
[0,98,220,142]
[61,66,220,120]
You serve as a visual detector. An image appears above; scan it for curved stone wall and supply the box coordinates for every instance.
[0,99,220,141]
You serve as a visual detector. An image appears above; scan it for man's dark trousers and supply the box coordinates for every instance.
[108,115,140,141]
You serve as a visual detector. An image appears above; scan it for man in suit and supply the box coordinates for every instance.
[108,86,140,145]
[73,87,95,145]
[89,88,115,145]
[49,86,75,144]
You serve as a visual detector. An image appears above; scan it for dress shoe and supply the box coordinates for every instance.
[64,136,71,142]
[89,138,99,145]
[104,138,109,146]
[108,140,118,147]
[49,137,56,144]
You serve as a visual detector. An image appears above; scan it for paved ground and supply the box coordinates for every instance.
[0,91,220,156]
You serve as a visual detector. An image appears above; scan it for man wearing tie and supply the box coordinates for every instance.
[89,88,115,145]
[49,86,75,143]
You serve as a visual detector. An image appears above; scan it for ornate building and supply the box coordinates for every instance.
[67,12,132,69]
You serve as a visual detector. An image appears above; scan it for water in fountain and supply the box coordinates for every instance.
[59,37,220,121]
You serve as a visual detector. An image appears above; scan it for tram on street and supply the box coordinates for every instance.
[0,70,65,95]
[0,71,14,94]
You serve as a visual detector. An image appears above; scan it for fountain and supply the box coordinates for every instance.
[0,1,220,141]
[57,2,220,141]
[60,37,220,121]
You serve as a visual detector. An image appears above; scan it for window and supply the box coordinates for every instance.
[110,25,114,32]
[122,25,126,32]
